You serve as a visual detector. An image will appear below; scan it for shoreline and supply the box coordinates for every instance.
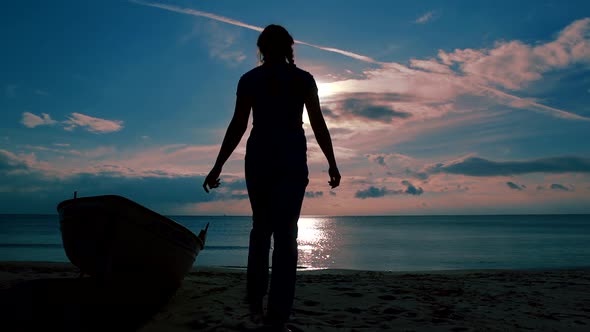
[4,260,590,274]
[0,260,590,274]
[2,262,590,331]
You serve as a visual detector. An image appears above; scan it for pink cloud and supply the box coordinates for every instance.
[21,112,57,128]
[450,18,590,90]
[438,48,485,66]
[63,112,123,133]
[21,112,124,133]
[410,59,454,74]
[323,18,590,124]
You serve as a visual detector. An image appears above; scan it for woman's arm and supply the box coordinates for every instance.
[203,95,251,193]
[305,93,341,189]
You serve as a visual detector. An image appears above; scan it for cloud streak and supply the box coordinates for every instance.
[130,0,264,32]
[130,0,381,64]
[415,11,435,24]
[355,180,424,199]
[427,156,590,177]
[551,183,571,191]
[64,112,123,133]
[21,112,57,128]
[506,181,525,190]
[21,112,123,133]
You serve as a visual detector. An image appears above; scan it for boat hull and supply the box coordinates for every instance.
[57,195,206,288]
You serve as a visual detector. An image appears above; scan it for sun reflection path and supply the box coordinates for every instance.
[297,217,339,270]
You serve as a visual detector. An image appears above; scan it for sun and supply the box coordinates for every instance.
[316,81,338,99]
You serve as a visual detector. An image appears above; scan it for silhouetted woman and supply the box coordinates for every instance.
[203,24,340,331]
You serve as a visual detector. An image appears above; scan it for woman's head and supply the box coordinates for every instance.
[257,24,294,65]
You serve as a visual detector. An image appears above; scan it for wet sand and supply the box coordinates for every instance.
[1,262,589,331]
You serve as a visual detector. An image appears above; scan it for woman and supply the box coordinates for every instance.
[203,24,340,331]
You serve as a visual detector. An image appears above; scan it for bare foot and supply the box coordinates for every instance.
[248,300,264,325]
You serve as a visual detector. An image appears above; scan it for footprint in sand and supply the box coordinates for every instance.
[293,308,326,316]
[383,307,406,315]
[345,307,362,314]
[187,319,209,329]
[200,286,228,296]
[303,299,320,306]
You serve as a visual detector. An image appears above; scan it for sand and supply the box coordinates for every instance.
[1,262,590,331]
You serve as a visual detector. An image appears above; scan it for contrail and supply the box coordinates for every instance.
[130,0,264,32]
[295,40,382,64]
[130,0,381,64]
[475,84,590,121]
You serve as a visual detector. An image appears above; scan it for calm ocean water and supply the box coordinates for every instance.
[1,214,589,271]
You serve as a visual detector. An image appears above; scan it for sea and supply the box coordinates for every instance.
[1,214,589,272]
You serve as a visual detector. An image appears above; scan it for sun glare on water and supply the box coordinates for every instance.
[298,217,324,246]
[296,217,339,270]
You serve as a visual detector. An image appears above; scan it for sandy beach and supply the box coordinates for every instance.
[1,262,589,331]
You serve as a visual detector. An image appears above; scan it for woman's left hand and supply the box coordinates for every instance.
[328,167,341,189]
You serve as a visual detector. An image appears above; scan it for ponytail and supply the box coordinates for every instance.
[287,47,295,67]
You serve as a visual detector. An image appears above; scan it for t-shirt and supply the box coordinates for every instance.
[237,62,318,130]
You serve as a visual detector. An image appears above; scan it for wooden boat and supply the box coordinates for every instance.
[57,194,208,289]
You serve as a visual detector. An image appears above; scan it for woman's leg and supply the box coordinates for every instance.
[267,216,299,325]
[246,214,272,305]
[266,178,307,325]
[246,177,273,306]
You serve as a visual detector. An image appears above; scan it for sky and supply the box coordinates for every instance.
[1,0,590,215]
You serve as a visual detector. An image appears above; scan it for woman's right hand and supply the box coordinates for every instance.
[328,166,341,189]
[203,167,222,193]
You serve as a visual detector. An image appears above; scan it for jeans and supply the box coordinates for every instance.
[244,128,308,324]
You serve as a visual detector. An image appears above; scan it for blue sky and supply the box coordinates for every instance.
[1,0,589,215]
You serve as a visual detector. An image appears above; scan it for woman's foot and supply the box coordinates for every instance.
[248,299,265,325]
[265,323,291,332]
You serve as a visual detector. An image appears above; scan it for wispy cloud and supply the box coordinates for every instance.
[21,112,58,128]
[415,11,435,24]
[21,112,123,133]
[186,21,247,65]
[0,149,30,172]
[425,156,590,177]
[63,113,123,133]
